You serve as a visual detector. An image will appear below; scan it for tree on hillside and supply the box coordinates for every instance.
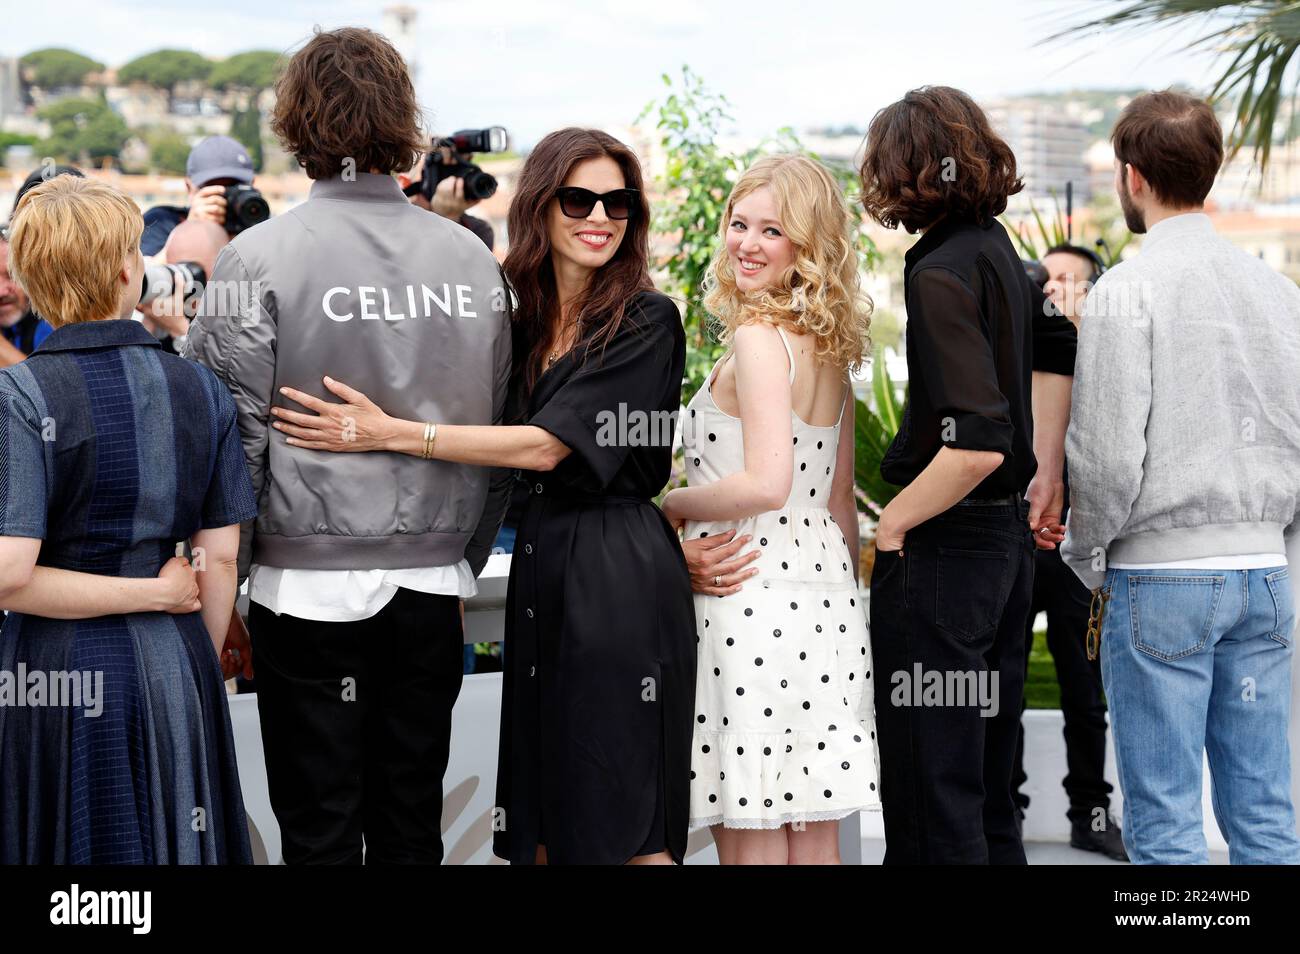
[229,105,264,172]
[19,48,104,90]
[208,51,283,91]
[148,131,192,175]
[37,97,129,165]
[117,49,212,108]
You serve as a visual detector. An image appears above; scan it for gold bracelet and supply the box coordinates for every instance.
[422,422,437,459]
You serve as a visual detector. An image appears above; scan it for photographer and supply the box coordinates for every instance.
[141,135,263,254]
[136,218,229,353]
[399,144,496,251]
[1011,241,1126,860]
[0,237,46,368]
[0,165,85,367]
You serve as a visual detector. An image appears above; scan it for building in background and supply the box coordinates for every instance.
[0,58,22,128]
[988,99,1091,205]
[383,5,420,85]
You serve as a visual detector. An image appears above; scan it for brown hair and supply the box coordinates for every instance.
[1112,91,1223,208]
[8,175,142,327]
[859,86,1023,233]
[271,27,424,180]
[503,127,654,394]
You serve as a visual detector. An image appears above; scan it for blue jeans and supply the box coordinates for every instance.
[1101,565,1300,864]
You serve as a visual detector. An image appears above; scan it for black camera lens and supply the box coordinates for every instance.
[224,185,271,235]
[462,170,498,201]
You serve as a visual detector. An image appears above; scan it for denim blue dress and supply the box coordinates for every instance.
[0,319,257,864]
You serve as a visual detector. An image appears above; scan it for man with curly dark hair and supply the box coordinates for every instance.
[858,86,1077,865]
[186,26,512,865]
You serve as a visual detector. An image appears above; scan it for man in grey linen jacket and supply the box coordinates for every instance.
[186,27,513,865]
[1062,90,1300,864]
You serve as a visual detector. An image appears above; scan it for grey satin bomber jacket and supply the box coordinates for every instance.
[185,172,513,579]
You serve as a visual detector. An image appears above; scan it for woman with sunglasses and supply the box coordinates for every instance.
[269,128,695,866]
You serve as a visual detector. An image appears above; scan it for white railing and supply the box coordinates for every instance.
[232,536,1300,863]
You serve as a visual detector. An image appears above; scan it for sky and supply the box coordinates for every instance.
[8,0,1230,146]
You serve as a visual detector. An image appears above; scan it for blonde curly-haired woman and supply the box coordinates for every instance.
[661,154,877,864]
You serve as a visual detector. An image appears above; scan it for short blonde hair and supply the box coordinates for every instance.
[7,175,142,327]
[703,154,872,372]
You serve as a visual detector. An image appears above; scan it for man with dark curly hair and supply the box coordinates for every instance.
[185,26,512,865]
[858,86,1077,865]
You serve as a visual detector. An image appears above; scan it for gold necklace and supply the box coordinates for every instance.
[546,319,579,368]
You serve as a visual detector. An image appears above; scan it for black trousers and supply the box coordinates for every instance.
[1011,545,1113,822]
[869,500,1035,864]
[249,588,464,864]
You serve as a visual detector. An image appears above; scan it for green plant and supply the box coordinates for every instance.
[1052,1,1300,170]
[854,354,907,519]
[637,65,879,405]
[1001,191,1131,266]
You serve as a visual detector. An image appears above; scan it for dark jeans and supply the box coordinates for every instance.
[869,499,1035,864]
[249,587,464,864]
[1011,545,1113,823]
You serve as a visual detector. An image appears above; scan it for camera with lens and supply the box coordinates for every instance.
[140,261,206,317]
[224,184,270,236]
[407,127,509,203]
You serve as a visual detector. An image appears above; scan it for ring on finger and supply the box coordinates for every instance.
[713,575,721,586]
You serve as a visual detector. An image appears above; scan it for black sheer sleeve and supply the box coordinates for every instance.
[908,266,1014,456]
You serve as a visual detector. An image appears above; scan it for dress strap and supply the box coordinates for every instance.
[706,351,730,391]
[775,326,796,386]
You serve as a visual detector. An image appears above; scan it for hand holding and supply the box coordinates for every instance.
[680,529,761,597]
[156,556,200,614]
[189,185,228,226]
[220,611,254,681]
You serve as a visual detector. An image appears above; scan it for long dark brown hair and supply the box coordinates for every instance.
[859,86,1022,233]
[503,127,653,394]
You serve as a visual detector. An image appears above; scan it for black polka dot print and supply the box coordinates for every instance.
[682,378,880,826]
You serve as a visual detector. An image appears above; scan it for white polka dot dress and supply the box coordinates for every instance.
[683,329,880,830]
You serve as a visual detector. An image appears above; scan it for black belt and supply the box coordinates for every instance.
[955,494,1023,507]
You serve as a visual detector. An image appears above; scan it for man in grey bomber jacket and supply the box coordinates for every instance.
[186,27,513,864]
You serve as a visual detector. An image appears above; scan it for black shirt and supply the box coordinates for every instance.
[460,213,495,252]
[881,215,1077,497]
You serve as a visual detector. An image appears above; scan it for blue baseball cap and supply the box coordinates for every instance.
[187,136,255,188]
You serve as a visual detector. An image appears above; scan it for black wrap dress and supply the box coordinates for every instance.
[493,290,696,865]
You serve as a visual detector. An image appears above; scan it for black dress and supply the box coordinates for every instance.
[493,290,696,865]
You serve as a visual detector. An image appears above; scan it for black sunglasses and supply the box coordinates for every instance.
[555,187,639,221]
